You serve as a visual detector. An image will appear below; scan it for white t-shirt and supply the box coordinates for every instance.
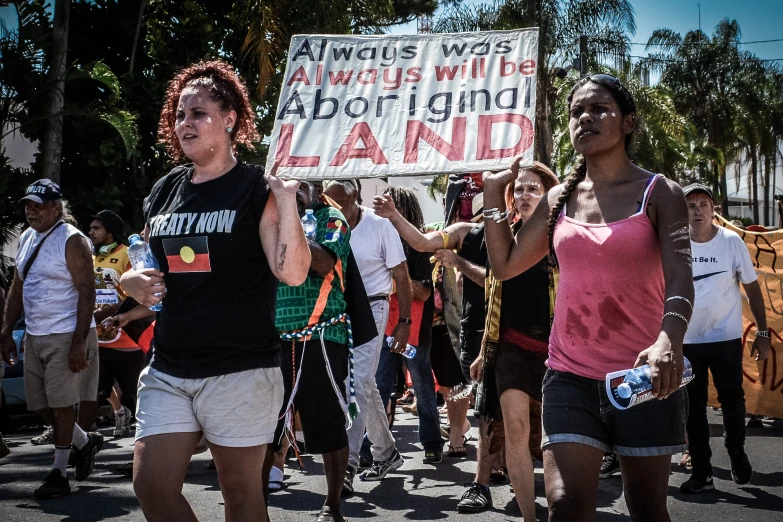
[16,222,96,336]
[351,207,407,297]
[685,227,757,344]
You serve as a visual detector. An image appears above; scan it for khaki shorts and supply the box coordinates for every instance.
[24,329,99,411]
[135,366,284,447]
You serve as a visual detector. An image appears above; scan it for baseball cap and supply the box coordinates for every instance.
[19,179,63,204]
[90,210,126,240]
[683,183,713,201]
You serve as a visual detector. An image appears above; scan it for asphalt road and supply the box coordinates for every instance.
[0,409,781,521]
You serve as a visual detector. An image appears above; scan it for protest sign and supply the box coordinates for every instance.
[710,215,783,418]
[265,30,539,179]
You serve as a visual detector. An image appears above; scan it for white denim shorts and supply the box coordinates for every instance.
[135,365,284,447]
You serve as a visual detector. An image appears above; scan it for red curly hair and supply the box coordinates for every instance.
[158,60,260,163]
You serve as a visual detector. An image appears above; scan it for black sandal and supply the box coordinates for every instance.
[448,445,467,458]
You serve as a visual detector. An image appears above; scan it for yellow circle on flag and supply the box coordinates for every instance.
[180,246,195,264]
[335,220,342,227]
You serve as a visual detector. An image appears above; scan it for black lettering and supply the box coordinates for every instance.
[376,95,399,117]
[470,89,491,112]
[495,40,512,54]
[277,90,306,119]
[495,87,518,109]
[442,43,467,57]
[427,92,452,123]
[314,89,338,120]
[293,39,315,61]
[401,45,418,59]
[345,97,369,118]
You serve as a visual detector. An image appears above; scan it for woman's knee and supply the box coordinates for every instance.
[217,471,260,505]
[547,486,592,522]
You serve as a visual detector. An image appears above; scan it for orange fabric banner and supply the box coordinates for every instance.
[709,215,783,417]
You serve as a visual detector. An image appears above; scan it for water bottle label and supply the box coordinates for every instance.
[605,369,656,410]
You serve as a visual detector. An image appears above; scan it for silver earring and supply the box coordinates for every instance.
[226,127,233,133]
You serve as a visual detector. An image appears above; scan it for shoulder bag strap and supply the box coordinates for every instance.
[22,221,65,280]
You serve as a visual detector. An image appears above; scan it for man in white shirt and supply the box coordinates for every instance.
[0,180,103,499]
[680,183,770,494]
[324,180,412,496]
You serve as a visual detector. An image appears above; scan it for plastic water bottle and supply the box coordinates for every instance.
[301,209,317,240]
[127,234,163,312]
[617,357,694,399]
[386,336,417,359]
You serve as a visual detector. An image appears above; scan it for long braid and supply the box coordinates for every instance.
[547,157,587,267]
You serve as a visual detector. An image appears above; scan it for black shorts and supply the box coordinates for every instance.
[495,342,547,403]
[541,369,687,456]
[272,338,349,454]
[459,327,484,383]
[430,325,467,387]
[97,348,146,414]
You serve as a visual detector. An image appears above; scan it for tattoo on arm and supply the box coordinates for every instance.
[277,244,288,271]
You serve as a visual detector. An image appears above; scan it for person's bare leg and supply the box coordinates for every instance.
[210,442,268,522]
[133,432,201,522]
[77,401,99,431]
[49,407,75,447]
[262,445,275,508]
[323,446,349,509]
[446,395,471,450]
[619,455,673,522]
[544,443,603,522]
[107,386,122,412]
[500,390,536,521]
[475,419,499,485]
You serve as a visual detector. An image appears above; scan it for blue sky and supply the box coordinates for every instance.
[390,0,783,63]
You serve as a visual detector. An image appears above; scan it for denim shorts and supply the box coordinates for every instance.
[541,369,687,456]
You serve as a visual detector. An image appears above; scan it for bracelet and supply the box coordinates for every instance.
[666,296,693,308]
[483,209,509,223]
[398,317,412,325]
[756,330,770,338]
[482,208,501,217]
[663,312,689,326]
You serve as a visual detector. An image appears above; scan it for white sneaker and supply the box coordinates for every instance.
[113,406,132,438]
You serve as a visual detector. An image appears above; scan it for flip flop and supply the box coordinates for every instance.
[448,445,467,458]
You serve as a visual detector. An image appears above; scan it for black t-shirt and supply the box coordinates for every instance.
[407,248,434,347]
[459,224,487,330]
[499,257,551,343]
[144,162,280,378]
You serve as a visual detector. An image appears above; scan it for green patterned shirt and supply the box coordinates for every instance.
[276,204,351,344]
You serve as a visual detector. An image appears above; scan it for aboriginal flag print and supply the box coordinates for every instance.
[325,218,347,243]
[163,236,211,273]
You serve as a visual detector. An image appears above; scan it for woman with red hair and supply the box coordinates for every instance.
[120,60,310,521]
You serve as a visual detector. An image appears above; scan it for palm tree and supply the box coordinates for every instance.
[641,19,745,215]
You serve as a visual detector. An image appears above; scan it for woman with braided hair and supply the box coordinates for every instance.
[482,74,694,522]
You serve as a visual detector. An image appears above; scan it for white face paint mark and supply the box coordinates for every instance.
[600,113,607,119]
[206,117,212,123]
[611,112,617,117]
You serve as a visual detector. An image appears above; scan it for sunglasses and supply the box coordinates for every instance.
[568,74,636,113]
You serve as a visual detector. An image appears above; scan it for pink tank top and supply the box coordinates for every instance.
[548,175,665,380]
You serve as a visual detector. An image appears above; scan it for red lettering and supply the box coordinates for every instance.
[519,59,536,75]
[286,66,310,86]
[328,70,353,85]
[357,69,377,85]
[329,122,388,166]
[405,67,422,83]
[476,114,534,160]
[500,56,515,77]
[434,65,459,81]
[404,118,466,163]
[275,124,320,167]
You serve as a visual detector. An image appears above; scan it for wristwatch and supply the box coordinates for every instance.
[755,329,770,339]
[398,317,412,325]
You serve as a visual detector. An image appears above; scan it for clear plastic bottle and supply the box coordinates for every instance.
[127,234,163,312]
[617,357,694,399]
[386,336,416,359]
[301,209,317,240]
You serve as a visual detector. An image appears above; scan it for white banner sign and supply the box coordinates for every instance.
[266,29,539,179]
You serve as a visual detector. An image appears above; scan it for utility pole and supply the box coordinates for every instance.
[527,0,536,27]
[579,35,588,74]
